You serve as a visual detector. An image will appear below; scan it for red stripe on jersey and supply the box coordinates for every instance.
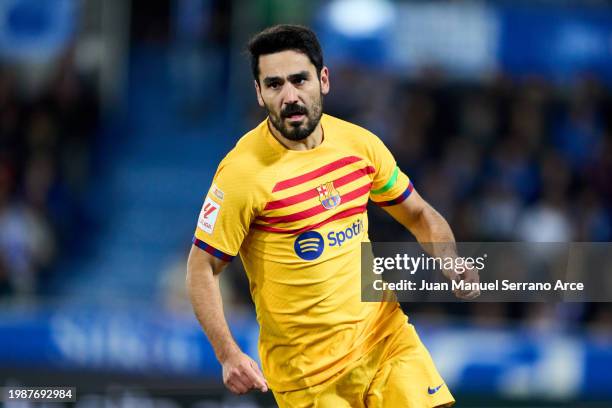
[257,182,372,224]
[272,156,363,192]
[252,205,367,235]
[264,165,376,210]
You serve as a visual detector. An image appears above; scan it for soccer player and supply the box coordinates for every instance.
[187,25,480,408]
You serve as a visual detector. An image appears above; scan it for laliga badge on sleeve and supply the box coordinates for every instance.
[198,196,220,234]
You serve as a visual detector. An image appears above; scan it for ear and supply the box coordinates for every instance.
[254,80,265,107]
[320,66,330,95]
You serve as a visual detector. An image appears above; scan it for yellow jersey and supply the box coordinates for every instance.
[193,114,414,391]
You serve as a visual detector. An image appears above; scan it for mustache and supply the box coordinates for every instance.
[281,104,308,118]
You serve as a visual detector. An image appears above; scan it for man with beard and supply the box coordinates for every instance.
[187,25,479,407]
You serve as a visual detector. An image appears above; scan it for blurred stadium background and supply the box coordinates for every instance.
[1,0,612,406]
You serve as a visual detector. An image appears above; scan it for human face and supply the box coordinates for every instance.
[255,50,329,141]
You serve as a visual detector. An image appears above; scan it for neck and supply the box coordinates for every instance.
[267,119,323,151]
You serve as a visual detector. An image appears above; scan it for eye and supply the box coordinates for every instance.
[268,82,281,90]
[293,78,306,86]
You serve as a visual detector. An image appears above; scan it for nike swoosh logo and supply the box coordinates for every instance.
[428,384,444,395]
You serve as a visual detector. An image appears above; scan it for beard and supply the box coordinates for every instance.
[266,95,323,141]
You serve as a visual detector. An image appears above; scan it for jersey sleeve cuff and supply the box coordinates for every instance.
[374,181,414,207]
[192,236,235,262]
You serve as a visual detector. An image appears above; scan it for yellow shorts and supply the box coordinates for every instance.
[273,322,454,408]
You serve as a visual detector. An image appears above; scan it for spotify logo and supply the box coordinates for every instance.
[294,231,324,260]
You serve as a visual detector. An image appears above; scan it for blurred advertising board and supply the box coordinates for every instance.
[0,307,611,400]
[317,1,612,82]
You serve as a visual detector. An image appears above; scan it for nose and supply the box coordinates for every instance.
[282,83,299,105]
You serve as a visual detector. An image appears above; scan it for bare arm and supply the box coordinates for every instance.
[382,190,480,299]
[382,190,457,257]
[186,246,268,393]
[186,246,238,361]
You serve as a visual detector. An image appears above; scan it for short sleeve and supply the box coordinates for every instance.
[192,163,256,261]
[367,134,414,207]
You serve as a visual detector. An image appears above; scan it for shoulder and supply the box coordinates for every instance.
[213,121,277,202]
[322,114,387,155]
[322,114,377,139]
[217,121,267,177]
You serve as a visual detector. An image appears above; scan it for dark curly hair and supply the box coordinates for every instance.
[247,24,324,82]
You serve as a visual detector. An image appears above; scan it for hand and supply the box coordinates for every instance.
[221,349,269,394]
[448,266,481,300]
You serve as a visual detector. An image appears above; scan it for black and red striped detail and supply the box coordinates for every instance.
[374,182,414,207]
[192,237,234,261]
